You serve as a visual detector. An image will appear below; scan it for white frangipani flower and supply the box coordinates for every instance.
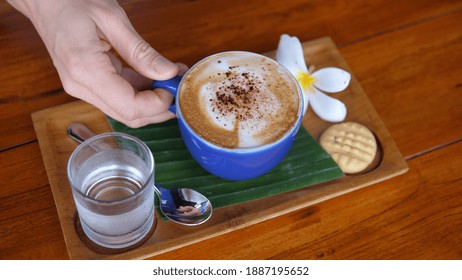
[276,34,350,122]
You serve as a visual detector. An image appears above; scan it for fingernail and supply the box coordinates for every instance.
[154,56,177,74]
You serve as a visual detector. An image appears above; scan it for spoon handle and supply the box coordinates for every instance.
[67,123,96,142]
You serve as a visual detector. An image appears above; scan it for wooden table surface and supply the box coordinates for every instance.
[1,0,461,260]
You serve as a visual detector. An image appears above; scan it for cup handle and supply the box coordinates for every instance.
[151,76,182,114]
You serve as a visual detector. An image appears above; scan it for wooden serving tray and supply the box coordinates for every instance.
[32,37,408,259]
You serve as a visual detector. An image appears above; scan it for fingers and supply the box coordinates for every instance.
[85,73,177,126]
[93,4,179,81]
[121,68,152,90]
[110,53,190,91]
[65,72,177,127]
[120,62,190,90]
[95,59,187,127]
[176,62,190,76]
[106,88,177,128]
[34,1,185,128]
[57,49,176,127]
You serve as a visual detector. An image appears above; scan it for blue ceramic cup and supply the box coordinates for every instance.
[152,51,304,181]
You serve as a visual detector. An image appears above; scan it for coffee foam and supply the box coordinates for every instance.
[179,52,300,149]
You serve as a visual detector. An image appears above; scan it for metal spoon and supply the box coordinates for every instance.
[67,122,213,226]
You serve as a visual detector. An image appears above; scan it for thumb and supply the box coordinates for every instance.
[124,39,179,80]
[97,6,178,80]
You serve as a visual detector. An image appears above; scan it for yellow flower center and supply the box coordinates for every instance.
[295,71,315,91]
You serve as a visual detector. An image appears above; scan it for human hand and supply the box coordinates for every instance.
[176,206,201,217]
[8,0,187,127]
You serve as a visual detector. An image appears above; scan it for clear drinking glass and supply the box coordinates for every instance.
[67,132,155,249]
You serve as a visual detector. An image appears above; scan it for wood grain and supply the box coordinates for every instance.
[0,142,68,259]
[152,139,462,260]
[341,9,462,158]
[30,38,407,259]
[2,0,462,149]
[1,0,461,260]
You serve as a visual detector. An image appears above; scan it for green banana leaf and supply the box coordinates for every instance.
[107,117,344,210]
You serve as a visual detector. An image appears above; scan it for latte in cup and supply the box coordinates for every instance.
[178,52,301,149]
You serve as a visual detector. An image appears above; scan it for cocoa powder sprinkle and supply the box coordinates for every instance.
[210,70,265,122]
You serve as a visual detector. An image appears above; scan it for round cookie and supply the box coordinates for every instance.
[319,122,377,174]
